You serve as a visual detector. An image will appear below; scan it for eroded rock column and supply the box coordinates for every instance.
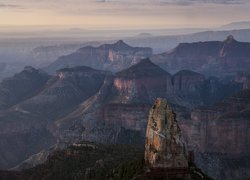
[145,98,188,168]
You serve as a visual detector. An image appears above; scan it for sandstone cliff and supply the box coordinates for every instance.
[145,98,188,168]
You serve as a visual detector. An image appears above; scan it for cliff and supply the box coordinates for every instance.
[179,89,250,179]
[187,89,250,154]
[114,59,172,103]
[145,98,188,168]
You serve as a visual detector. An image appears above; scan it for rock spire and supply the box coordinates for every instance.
[145,98,188,168]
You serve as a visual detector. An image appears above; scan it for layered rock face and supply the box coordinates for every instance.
[179,89,250,179]
[114,59,240,108]
[185,89,250,154]
[46,40,153,73]
[114,59,173,104]
[145,98,188,168]
[152,35,250,76]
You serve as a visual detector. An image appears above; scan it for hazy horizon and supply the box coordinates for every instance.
[1,0,250,30]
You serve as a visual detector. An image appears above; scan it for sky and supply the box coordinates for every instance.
[0,0,250,29]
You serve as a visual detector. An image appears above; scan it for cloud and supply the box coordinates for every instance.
[94,0,244,6]
[188,0,243,4]
[0,3,24,9]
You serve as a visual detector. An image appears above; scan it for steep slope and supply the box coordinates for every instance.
[152,35,250,76]
[46,40,152,73]
[0,66,109,169]
[18,66,108,119]
[0,66,50,109]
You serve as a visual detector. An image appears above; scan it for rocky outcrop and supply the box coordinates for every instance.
[145,98,188,168]
[46,40,152,73]
[152,35,250,76]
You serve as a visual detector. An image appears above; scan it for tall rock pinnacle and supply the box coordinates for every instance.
[145,98,188,168]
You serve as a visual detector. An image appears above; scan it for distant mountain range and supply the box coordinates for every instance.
[220,21,250,30]
[152,35,250,76]
[45,40,152,73]
[45,36,250,77]
[126,28,250,53]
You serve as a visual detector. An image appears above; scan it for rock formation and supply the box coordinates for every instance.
[145,98,188,168]
[114,58,172,104]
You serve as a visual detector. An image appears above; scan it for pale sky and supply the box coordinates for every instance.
[0,0,250,29]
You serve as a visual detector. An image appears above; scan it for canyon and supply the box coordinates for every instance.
[0,37,249,179]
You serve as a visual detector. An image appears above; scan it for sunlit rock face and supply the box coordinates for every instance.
[114,58,173,103]
[145,98,188,168]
